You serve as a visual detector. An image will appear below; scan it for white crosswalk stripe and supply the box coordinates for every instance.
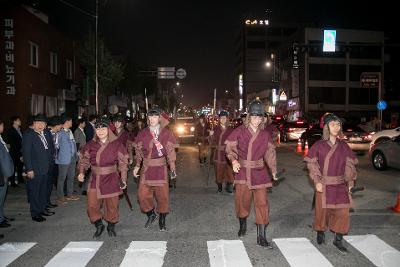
[207,240,252,267]
[344,234,400,267]
[0,242,36,267]
[1,235,400,267]
[273,238,333,267]
[44,241,103,267]
[119,241,167,267]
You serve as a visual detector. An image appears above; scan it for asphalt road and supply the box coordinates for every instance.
[1,143,399,267]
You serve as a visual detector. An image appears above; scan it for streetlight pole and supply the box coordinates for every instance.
[95,0,99,114]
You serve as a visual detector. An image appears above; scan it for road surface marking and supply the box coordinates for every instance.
[44,241,103,267]
[207,240,252,267]
[0,242,36,267]
[120,241,167,267]
[344,234,400,267]
[273,238,333,267]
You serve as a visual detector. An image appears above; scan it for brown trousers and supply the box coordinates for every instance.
[235,184,269,225]
[214,163,234,184]
[138,182,169,213]
[87,190,119,224]
[198,144,208,160]
[314,192,350,234]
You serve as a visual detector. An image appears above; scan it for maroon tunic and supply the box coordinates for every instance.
[195,122,210,145]
[225,124,277,189]
[115,129,130,147]
[133,125,177,186]
[78,131,129,199]
[211,125,233,164]
[304,139,358,209]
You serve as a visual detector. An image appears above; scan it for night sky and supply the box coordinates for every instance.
[27,0,398,107]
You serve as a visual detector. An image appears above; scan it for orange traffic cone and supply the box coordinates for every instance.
[389,193,400,213]
[296,139,302,153]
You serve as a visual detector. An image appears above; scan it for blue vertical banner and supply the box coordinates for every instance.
[323,30,336,52]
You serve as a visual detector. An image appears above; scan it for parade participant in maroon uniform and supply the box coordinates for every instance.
[133,107,177,231]
[304,113,357,254]
[209,110,234,193]
[77,115,129,238]
[195,114,210,164]
[225,99,277,248]
[112,113,130,147]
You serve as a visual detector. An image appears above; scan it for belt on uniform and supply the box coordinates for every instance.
[143,157,167,167]
[239,159,264,168]
[91,165,117,175]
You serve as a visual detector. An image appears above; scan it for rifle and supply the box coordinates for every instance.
[311,185,365,210]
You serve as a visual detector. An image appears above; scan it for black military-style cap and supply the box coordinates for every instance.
[147,106,161,116]
[218,110,229,117]
[248,98,264,116]
[95,115,111,128]
[112,112,125,122]
[323,113,342,126]
[33,114,47,122]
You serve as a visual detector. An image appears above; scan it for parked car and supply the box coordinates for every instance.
[369,127,400,148]
[341,123,374,153]
[300,127,323,149]
[280,120,309,142]
[369,135,400,170]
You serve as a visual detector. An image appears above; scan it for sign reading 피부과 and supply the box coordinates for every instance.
[4,18,15,95]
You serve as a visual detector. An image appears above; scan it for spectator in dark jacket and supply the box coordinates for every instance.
[0,120,15,228]
[22,114,55,222]
[5,116,23,186]
[84,115,96,142]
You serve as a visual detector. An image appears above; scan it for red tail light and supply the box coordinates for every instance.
[296,121,304,124]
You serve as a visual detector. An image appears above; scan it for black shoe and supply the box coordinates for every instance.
[333,233,348,254]
[107,222,116,237]
[41,211,55,216]
[93,219,105,238]
[225,183,233,193]
[237,217,247,237]
[47,203,58,208]
[0,234,4,239]
[145,209,158,228]
[5,216,15,222]
[159,213,167,231]
[317,231,325,245]
[217,183,223,193]
[10,183,18,187]
[256,224,273,249]
[0,220,11,228]
[82,190,87,196]
[32,216,46,222]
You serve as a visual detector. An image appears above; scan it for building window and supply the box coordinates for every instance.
[66,59,73,79]
[309,64,346,81]
[309,87,346,104]
[349,87,378,105]
[349,65,381,81]
[50,52,58,74]
[247,41,266,49]
[29,41,39,67]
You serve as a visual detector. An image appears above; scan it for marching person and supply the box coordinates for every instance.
[195,114,210,164]
[133,107,177,231]
[112,113,130,147]
[77,115,129,238]
[209,110,234,193]
[56,115,79,205]
[304,113,357,254]
[225,99,277,248]
[0,120,15,228]
[22,114,55,222]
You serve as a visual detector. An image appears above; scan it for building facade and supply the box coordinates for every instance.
[0,5,82,126]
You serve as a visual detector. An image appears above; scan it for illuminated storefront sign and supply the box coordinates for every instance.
[323,29,336,52]
[4,18,15,95]
[245,19,269,26]
[272,88,277,105]
[239,74,243,110]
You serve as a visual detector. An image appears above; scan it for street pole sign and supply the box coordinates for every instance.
[377,100,387,111]
[176,68,187,79]
[360,72,380,88]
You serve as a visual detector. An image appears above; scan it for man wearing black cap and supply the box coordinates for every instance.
[225,99,277,248]
[304,113,358,254]
[77,115,129,238]
[133,107,177,231]
[195,114,210,164]
[22,114,55,222]
[209,111,234,193]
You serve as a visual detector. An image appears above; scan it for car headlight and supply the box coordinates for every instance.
[190,126,195,132]
[177,126,185,134]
